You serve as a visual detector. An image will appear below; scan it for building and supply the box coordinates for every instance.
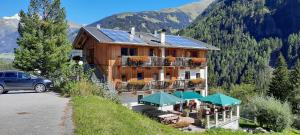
[73,26,219,99]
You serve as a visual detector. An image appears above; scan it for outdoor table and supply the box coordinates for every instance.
[158,114,179,124]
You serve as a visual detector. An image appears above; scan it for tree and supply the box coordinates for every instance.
[289,60,300,112]
[13,0,71,79]
[268,54,291,101]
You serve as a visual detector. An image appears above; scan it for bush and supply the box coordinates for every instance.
[246,96,293,132]
[62,79,105,97]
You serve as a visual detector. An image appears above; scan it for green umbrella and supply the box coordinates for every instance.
[173,91,204,100]
[200,93,241,107]
[140,91,185,107]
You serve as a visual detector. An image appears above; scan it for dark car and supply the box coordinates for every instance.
[0,71,53,94]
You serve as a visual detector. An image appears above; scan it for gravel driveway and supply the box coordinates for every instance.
[0,91,73,135]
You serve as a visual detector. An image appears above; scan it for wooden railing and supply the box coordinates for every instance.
[115,79,206,92]
[118,56,207,67]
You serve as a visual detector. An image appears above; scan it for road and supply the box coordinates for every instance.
[0,91,73,135]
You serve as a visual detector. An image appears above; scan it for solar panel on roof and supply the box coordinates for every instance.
[100,29,145,44]
[165,35,207,49]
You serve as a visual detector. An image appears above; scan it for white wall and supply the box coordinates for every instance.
[178,68,205,80]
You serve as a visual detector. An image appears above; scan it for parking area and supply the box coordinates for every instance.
[0,91,73,135]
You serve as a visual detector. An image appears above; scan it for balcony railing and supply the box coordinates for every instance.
[118,56,207,67]
[115,79,206,92]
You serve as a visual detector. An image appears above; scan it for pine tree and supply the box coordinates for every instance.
[13,0,71,79]
[289,60,300,112]
[268,54,291,101]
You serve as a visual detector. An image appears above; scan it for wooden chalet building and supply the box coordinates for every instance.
[73,26,219,96]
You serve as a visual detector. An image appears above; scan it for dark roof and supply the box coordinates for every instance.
[76,27,220,51]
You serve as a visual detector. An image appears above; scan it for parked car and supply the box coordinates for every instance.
[0,71,53,94]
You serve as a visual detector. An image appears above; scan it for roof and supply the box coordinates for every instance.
[200,93,241,107]
[140,91,185,107]
[74,26,220,51]
[173,91,204,100]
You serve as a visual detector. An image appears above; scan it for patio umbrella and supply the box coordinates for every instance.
[140,91,185,107]
[173,91,204,100]
[200,93,241,107]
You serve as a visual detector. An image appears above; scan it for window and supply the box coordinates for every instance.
[196,73,201,79]
[121,74,127,82]
[149,49,154,56]
[0,72,3,78]
[4,72,17,78]
[129,48,137,56]
[166,73,171,80]
[185,71,190,80]
[121,48,128,56]
[152,73,158,81]
[166,50,176,57]
[191,51,198,57]
[121,48,137,56]
[18,72,30,79]
[137,72,144,80]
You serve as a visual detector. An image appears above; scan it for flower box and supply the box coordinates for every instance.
[127,56,149,66]
[189,58,206,66]
[165,56,176,66]
[127,80,146,90]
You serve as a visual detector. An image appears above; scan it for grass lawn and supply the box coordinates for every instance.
[72,96,300,135]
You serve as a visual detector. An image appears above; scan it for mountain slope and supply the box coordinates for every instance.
[0,14,81,54]
[88,0,214,33]
[180,0,300,89]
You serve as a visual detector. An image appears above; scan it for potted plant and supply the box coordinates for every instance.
[165,56,176,66]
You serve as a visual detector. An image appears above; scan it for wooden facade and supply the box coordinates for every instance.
[74,28,210,94]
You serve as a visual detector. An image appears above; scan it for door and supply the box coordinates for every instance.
[17,72,34,90]
[3,72,18,90]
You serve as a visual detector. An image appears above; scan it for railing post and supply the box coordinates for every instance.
[223,110,226,122]
[215,112,218,127]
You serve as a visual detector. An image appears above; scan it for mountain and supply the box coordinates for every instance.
[88,0,214,33]
[0,14,81,54]
[180,0,300,89]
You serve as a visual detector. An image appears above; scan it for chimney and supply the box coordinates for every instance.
[154,30,158,37]
[96,24,101,30]
[160,29,166,45]
[130,27,135,36]
[129,27,135,40]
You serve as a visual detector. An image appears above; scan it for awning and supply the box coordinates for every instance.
[173,91,204,100]
[200,93,241,107]
[140,91,185,107]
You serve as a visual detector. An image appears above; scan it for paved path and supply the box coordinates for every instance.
[0,91,73,135]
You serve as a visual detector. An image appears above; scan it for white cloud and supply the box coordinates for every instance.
[3,14,20,20]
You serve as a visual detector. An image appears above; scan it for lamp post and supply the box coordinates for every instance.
[76,60,83,81]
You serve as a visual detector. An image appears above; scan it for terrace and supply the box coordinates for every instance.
[118,56,207,67]
[115,79,206,92]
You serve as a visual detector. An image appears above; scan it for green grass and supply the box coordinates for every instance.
[72,96,300,135]
[0,53,14,59]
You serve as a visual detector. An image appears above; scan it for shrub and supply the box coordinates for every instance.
[62,79,105,97]
[246,96,293,132]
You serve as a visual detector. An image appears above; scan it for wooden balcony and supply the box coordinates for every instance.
[115,79,206,92]
[118,56,207,67]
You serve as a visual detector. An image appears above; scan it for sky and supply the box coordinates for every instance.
[0,0,199,25]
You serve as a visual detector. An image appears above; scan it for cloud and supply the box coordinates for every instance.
[3,14,20,20]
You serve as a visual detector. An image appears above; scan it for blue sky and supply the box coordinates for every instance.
[0,0,198,25]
